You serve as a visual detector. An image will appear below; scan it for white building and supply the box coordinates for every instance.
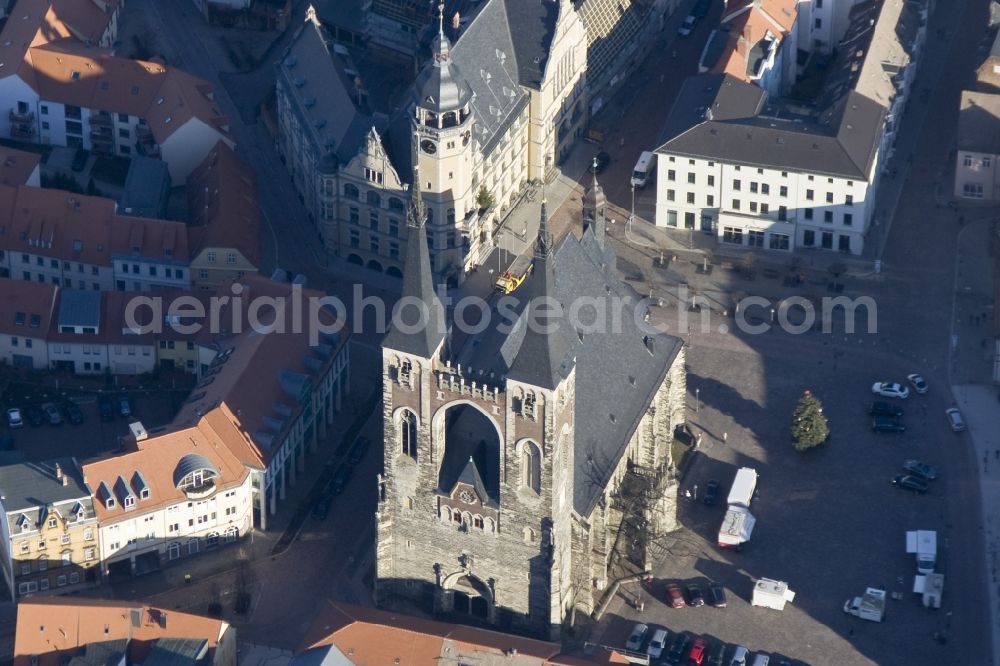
[954,91,1000,202]
[654,75,882,254]
[0,280,56,370]
[82,425,253,580]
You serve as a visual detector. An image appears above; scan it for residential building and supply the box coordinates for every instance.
[0,280,56,370]
[0,145,41,187]
[167,275,351,530]
[276,2,587,282]
[699,0,799,97]
[954,91,1000,201]
[295,601,627,665]
[656,0,925,255]
[14,598,237,666]
[0,0,233,181]
[187,141,261,289]
[120,156,172,219]
[49,0,124,48]
[82,423,252,580]
[376,179,686,638]
[977,29,1000,93]
[0,458,99,601]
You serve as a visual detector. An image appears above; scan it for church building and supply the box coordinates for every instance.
[375,170,688,639]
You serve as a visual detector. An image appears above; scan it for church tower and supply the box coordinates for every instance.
[412,4,477,278]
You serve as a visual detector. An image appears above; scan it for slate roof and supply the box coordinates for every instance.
[958,90,1000,154]
[57,289,102,328]
[451,457,498,508]
[413,30,474,114]
[657,74,884,180]
[120,157,170,219]
[383,179,447,358]
[460,218,683,516]
[0,458,93,533]
[503,0,560,90]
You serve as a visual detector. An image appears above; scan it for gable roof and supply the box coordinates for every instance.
[657,74,884,180]
[13,599,229,666]
[0,278,57,338]
[0,458,93,533]
[958,90,1000,154]
[709,0,796,81]
[0,145,41,186]
[503,0,560,90]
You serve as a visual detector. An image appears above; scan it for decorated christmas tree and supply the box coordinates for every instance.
[791,389,829,451]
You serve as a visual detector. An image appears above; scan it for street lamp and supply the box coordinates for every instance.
[695,388,700,413]
[629,183,636,228]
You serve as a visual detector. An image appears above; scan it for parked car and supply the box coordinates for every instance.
[872,382,909,399]
[750,654,770,666]
[703,479,719,506]
[331,467,352,495]
[688,638,709,666]
[6,407,23,428]
[64,402,83,425]
[98,396,115,421]
[666,583,686,608]
[71,148,89,172]
[41,402,62,425]
[945,407,966,432]
[24,405,44,427]
[707,642,726,666]
[872,416,905,433]
[906,373,928,394]
[625,622,649,652]
[729,646,750,666]
[667,632,692,665]
[677,15,697,36]
[590,151,611,174]
[349,436,370,466]
[647,628,669,660]
[903,459,937,480]
[118,396,132,418]
[892,474,929,494]
[869,401,903,417]
[686,583,705,607]
[708,582,727,608]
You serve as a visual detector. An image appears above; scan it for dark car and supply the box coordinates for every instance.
[64,402,84,425]
[872,416,905,433]
[685,584,705,607]
[331,467,352,495]
[590,151,611,174]
[349,436,370,466]
[706,642,726,666]
[98,396,115,421]
[311,493,333,520]
[703,479,719,506]
[24,404,44,427]
[71,148,89,172]
[892,474,929,494]
[708,582,727,608]
[666,583,685,608]
[666,631,692,665]
[869,401,903,417]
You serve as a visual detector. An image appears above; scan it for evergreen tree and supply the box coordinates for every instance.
[791,389,829,451]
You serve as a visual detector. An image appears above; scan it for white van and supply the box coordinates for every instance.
[630,150,656,188]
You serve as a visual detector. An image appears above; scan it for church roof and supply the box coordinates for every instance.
[459,222,683,516]
[452,457,495,507]
[413,22,474,114]
[382,177,447,358]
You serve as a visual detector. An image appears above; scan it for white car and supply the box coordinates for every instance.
[625,622,648,652]
[906,374,928,394]
[647,628,668,660]
[677,15,696,36]
[6,407,22,428]
[945,407,966,432]
[872,382,909,399]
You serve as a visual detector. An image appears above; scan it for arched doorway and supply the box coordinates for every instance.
[386,266,403,278]
[366,259,384,272]
[433,401,503,502]
[448,574,492,620]
[346,254,364,266]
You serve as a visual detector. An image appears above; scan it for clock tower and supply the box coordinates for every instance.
[412,4,477,278]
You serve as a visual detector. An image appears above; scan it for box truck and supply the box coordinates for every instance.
[906,530,937,574]
[843,587,886,622]
[751,578,795,611]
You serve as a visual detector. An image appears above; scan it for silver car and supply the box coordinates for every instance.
[625,623,648,652]
[945,407,966,432]
[6,407,22,428]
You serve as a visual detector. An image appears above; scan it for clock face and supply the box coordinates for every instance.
[459,490,475,504]
[420,139,437,154]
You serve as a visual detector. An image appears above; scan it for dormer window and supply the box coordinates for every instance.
[140,488,149,500]
[174,454,220,498]
[106,497,116,509]
[132,471,150,501]
[123,496,135,508]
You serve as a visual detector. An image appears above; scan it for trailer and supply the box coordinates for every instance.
[717,506,755,549]
[494,253,533,294]
[727,467,757,508]
[905,530,937,574]
[844,587,886,622]
[913,573,944,609]
[751,578,795,611]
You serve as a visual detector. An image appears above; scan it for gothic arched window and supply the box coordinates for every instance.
[522,442,541,493]
[400,410,418,461]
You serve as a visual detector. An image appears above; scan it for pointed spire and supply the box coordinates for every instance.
[583,158,607,248]
[383,167,447,359]
[535,193,551,260]
[433,2,451,61]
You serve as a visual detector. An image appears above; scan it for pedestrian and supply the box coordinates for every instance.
[696,433,703,448]
[693,484,698,500]
[619,137,625,148]
[723,432,728,443]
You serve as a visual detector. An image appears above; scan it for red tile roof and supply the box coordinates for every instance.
[0,277,56,337]
[0,145,41,186]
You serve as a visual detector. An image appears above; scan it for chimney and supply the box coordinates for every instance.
[55,463,63,482]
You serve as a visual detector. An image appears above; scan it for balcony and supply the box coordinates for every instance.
[10,122,35,140]
[135,126,160,157]
[89,111,113,127]
[9,109,34,124]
